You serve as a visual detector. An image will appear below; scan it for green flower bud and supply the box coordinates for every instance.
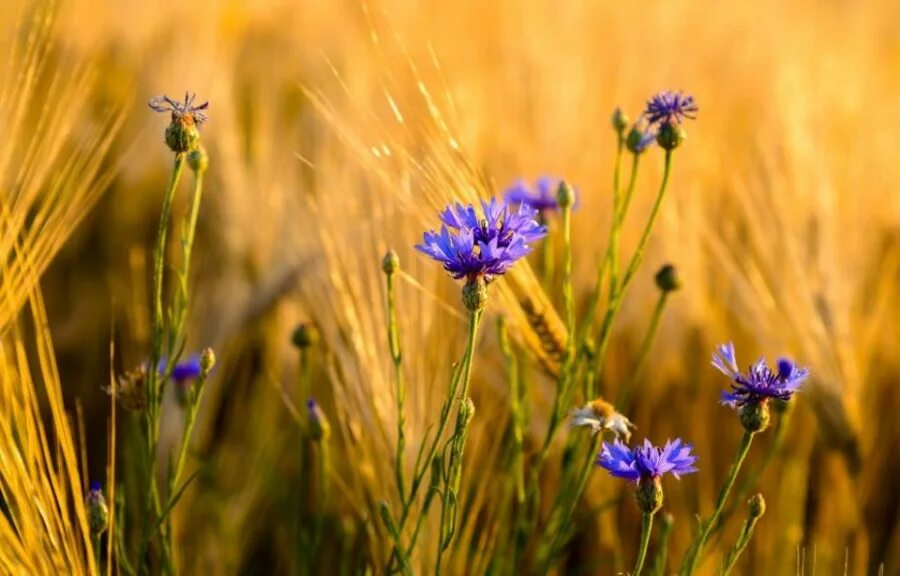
[165,116,201,154]
[200,347,216,376]
[87,484,109,536]
[291,323,320,349]
[307,399,331,441]
[748,493,766,519]
[611,107,630,134]
[556,181,575,210]
[635,476,664,514]
[655,263,682,292]
[740,401,771,433]
[187,146,209,173]
[461,276,489,312]
[656,122,686,151]
[382,249,400,275]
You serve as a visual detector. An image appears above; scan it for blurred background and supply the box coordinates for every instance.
[4,0,900,573]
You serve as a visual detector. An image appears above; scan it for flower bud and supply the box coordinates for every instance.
[291,323,320,349]
[200,347,216,376]
[382,249,400,275]
[187,146,209,173]
[86,482,109,536]
[461,276,489,312]
[626,125,655,154]
[556,181,575,210]
[635,476,664,514]
[656,122,686,151]
[740,401,771,433]
[307,398,331,441]
[655,263,682,292]
[165,115,201,154]
[611,107,630,134]
[747,493,766,519]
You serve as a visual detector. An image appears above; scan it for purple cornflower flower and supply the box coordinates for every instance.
[415,198,547,283]
[504,177,577,215]
[712,342,808,409]
[148,92,210,125]
[597,438,698,481]
[644,91,698,126]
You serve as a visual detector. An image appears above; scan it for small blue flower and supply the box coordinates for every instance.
[712,342,809,409]
[159,354,203,384]
[89,480,102,494]
[504,176,576,214]
[416,198,547,282]
[597,438,698,481]
[644,91,698,126]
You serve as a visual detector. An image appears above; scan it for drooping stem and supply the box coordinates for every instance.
[681,430,755,575]
[634,512,655,576]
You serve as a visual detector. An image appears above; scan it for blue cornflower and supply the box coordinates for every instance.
[159,354,203,385]
[415,198,547,283]
[504,177,576,215]
[597,438,699,481]
[644,91,698,126]
[711,342,808,410]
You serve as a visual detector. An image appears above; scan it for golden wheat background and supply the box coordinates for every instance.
[1,0,899,574]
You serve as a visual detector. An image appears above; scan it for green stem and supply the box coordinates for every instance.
[635,512,655,576]
[721,511,762,575]
[682,430,755,575]
[386,271,407,501]
[93,534,102,574]
[310,439,330,567]
[591,150,672,386]
[168,162,206,358]
[652,514,674,576]
[618,154,642,227]
[616,292,669,412]
[539,213,554,289]
[140,152,186,574]
[435,310,482,574]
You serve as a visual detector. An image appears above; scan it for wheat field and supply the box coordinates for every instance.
[0,0,898,574]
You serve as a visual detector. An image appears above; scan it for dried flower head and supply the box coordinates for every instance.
[712,342,809,410]
[148,92,210,125]
[415,198,547,283]
[148,92,209,153]
[644,91,698,126]
[597,438,698,481]
[108,365,148,412]
[570,397,635,441]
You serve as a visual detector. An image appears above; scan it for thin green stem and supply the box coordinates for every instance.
[681,430,755,575]
[616,292,669,412]
[435,310,482,574]
[591,150,673,385]
[635,512,655,576]
[618,154,642,227]
[721,511,763,575]
[652,514,674,576]
[386,271,407,501]
[140,152,186,574]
